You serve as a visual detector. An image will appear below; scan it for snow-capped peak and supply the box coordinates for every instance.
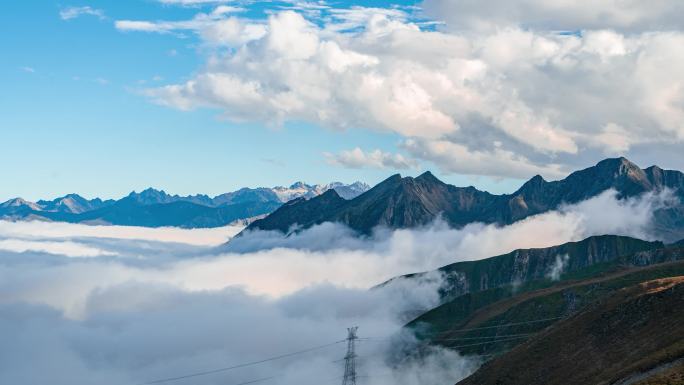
[269,181,369,202]
[0,198,42,211]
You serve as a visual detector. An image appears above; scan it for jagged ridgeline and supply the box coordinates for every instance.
[246,157,684,242]
[3,157,683,236]
[0,182,370,228]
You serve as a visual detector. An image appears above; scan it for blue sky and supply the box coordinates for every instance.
[0,0,525,201]
[3,0,683,201]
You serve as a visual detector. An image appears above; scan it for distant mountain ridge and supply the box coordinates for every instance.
[0,181,370,228]
[121,182,370,207]
[36,194,115,214]
[246,157,684,242]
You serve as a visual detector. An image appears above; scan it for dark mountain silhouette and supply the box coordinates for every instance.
[246,157,684,241]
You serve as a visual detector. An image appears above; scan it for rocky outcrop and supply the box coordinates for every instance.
[434,235,665,300]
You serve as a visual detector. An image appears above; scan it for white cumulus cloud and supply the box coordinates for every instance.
[112,2,684,180]
[325,147,419,170]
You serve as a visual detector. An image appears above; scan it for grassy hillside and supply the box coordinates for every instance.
[407,246,684,358]
[456,276,684,385]
[630,360,684,385]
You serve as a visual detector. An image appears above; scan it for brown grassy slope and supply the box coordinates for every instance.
[456,277,684,385]
[631,360,684,385]
[416,260,684,358]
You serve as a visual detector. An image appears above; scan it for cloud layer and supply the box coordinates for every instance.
[422,0,684,33]
[0,189,673,384]
[111,1,684,178]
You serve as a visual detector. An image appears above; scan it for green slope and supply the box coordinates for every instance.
[405,243,684,358]
[456,275,684,385]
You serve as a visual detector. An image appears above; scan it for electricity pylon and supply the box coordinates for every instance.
[342,327,358,385]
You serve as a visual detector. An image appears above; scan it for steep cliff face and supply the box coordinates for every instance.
[434,235,664,300]
[246,158,684,239]
[402,240,684,364]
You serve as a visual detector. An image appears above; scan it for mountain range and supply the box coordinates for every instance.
[6,156,681,238]
[0,182,370,228]
[3,156,683,382]
[246,157,684,242]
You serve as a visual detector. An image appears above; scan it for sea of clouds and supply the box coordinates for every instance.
[0,189,674,385]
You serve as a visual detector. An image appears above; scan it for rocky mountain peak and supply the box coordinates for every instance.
[0,197,41,210]
[288,181,310,190]
[514,174,546,195]
[140,187,167,196]
[595,157,646,179]
[127,188,173,205]
[415,170,441,184]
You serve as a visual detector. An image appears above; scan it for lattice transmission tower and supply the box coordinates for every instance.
[341,327,359,385]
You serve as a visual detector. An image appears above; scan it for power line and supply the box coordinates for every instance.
[226,377,274,385]
[341,327,359,385]
[137,340,345,385]
[136,316,564,385]
[416,316,565,336]
[441,335,530,348]
[359,332,534,343]
[359,316,564,341]
[433,333,534,341]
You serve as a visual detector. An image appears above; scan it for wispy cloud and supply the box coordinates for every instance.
[115,20,172,33]
[59,6,105,21]
[115,6,258,44]
[261,157,286,167]
[20,66,35,73]
[0,239,116,258]
[546,254,569,281]
[94,77,110,86]
[158,0,239,5]
[325,148,418,170]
